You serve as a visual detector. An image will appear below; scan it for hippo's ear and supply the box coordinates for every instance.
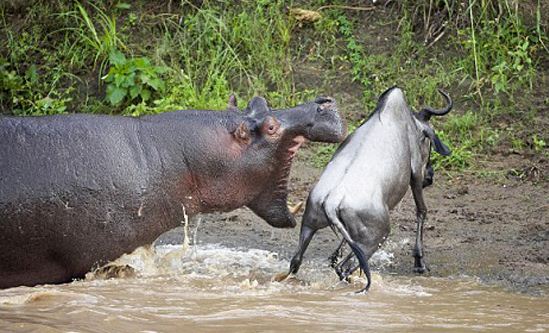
[245,96,270,118]
[227,94,238,112]
[232,122,251,145]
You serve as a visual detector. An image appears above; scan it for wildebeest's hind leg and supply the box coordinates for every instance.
[330,235,360,282]
[333,251,354,280]
[288,224,318,275]
[337,208,391,292]
[411,178,429,273]
[329,237,346,268]
[325,207,374,293]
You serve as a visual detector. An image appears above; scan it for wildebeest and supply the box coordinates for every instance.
[279,87,452,292]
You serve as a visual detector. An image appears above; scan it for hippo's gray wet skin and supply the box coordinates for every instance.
[0,95,346,289]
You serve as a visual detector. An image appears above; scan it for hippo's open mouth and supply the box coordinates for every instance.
[287,135,306,159]
[275,135,307,196]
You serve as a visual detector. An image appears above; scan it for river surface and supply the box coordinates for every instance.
[1,243,547,333]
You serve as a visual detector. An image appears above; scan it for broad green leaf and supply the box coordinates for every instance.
[115,73,125,86]
[109,50,126,66]
[134,57,148,68]
[123,73,135,87]
[155,66,169,74]
[140,88,151,101]
[25,65,38,84]
[115,2,131,9]
[129,85,140,99]
[139,73,151,85]
[147,78,162,90]
[107,85,126,105]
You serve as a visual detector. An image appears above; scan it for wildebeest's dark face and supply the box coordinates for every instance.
[415,118,451,189]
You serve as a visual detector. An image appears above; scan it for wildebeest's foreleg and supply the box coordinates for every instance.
[411,179,429,273]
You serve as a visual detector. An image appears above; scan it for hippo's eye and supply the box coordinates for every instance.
[262,116,280,136]
[316,106,323,113]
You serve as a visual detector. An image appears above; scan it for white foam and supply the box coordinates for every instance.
[371,249,395,268]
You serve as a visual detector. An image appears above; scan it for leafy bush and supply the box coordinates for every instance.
[460,18,536,95]
[0,59,71,115]
[103,50,168,106]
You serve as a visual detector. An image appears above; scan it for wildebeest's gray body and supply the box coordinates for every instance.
[287,87,452,292]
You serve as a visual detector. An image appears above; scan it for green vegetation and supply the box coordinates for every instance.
[68,2,126,77]
[104,50,168,106]
[1,0,298,116]
[1,0,547,173]
[307,0,547,170]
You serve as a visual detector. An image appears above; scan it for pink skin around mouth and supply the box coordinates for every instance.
[287,135,306,158]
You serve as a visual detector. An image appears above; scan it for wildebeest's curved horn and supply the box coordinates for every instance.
[418,89,453,121]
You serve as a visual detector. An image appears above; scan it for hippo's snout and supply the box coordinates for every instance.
[273,96,347,144]
[308,96,347,143]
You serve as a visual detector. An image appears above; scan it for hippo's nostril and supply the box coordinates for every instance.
[314,96,335,105]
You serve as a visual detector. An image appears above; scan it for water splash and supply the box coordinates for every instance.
[0,288,98,306]
[1,241,546,333]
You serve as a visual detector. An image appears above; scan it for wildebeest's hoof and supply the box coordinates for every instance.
[355,286,370,294]
[413,265,430,274]
[272,272,290,282]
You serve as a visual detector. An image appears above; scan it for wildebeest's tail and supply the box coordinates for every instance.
[324,200,371,292]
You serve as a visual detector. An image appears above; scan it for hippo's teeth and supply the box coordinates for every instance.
[288,201,304,215]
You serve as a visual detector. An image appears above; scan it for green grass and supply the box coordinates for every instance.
[1,1,303,115]
[64,2,126,77]
[308,1,546,170]
[0,0,546,172]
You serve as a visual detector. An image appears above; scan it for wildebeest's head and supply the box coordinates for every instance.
[413,89,453,188]
[228,95,347,228]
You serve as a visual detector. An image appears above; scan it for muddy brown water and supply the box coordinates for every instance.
[1,243,547,333]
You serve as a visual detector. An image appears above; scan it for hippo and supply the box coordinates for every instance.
[0,95,346,289]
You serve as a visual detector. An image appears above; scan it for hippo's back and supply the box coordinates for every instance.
[0,114,152,203]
